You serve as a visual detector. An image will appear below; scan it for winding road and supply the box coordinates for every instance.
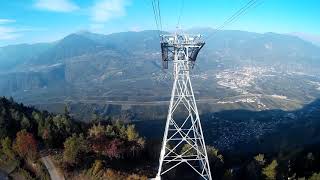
[41,156,65,180]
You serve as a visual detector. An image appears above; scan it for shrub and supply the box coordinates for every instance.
[13,130,37,161]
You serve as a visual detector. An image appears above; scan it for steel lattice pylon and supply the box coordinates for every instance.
[155,33,212,180]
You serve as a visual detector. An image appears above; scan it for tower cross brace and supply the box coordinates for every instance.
[156,33,212,180]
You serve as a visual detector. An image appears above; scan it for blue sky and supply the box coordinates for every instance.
[0,0,319,46]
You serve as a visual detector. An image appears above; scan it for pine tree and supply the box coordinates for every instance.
[126,125,139,141]
[254,154,266,166]
[262,160,278,180]
[63,134,88,164]
[1,137,15,160]
[89,123,105,137]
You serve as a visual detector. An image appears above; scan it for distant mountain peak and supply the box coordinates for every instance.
[75,30,91,35]
[58,33,100,47]
[74,30,104,37]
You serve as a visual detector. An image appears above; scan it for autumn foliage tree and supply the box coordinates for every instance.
[89,122,145,160]
[106,139,125,159]
[14,130,38,160]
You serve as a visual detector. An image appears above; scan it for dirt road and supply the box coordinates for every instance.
[41,156,65,180]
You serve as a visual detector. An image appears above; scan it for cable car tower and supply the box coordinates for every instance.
[156,32,212,180]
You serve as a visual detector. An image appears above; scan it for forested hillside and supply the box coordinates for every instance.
[1,97,320,179]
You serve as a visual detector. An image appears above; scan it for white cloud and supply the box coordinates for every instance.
[34,0,79,12]
[0,27,20,40]
[91,0,129,23]
[0,19,16,24]
[0,23,45,41]
[0,19,19,40]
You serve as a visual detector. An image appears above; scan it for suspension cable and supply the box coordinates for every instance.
[151,0,161,36]
[177,0,185,28]
[156,0,163,31]
[207,0,263,40]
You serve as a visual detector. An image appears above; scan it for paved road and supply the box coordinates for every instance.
[41,156,65,180]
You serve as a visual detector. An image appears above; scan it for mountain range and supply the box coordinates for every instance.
[0,29,319,121]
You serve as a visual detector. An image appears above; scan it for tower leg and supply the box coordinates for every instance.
[156,60,212,180]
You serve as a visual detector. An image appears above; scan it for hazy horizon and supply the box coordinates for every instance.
[1,0,320,46]
[0,27,319,48]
